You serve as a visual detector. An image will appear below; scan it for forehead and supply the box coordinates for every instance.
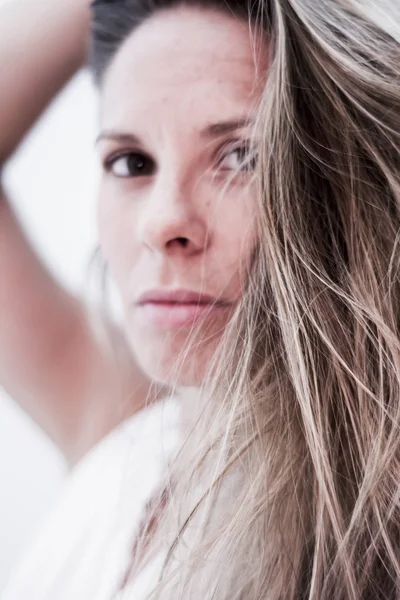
[100,6,268,132]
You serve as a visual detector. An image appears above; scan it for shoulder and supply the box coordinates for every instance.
[68,394,182,483]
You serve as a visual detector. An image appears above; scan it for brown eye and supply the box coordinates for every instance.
[106,152,155,177]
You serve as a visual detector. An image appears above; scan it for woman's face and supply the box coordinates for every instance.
[96,6,268,387]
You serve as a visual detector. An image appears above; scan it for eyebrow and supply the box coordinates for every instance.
[95,117,254,146]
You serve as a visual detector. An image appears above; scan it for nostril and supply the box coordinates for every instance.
[165,237,189,250]
[173,237,189,247]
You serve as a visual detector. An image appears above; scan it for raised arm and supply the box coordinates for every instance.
[0,0,158,469]
[0,0,91,163]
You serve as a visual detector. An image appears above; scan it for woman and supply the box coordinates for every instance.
[1,0,399,598]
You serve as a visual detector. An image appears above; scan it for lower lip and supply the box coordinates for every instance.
[138,302,231,328]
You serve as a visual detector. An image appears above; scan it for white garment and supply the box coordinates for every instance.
[1,396,181,600]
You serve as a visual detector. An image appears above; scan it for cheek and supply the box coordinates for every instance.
[96,191,136,291]
[212,181,258,277]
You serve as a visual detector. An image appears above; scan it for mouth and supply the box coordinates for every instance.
[136,289,232,328]
[137,289,232,329]
[139,301,231,328]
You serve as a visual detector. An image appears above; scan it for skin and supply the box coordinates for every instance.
[96,5,268,388]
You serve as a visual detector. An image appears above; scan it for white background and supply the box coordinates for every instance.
[0,69,100,590]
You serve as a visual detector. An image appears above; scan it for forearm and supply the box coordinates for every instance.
[0,0,92,164]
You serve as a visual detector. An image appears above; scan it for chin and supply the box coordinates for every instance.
[127,326,223,389]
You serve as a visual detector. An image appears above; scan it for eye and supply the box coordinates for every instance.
[105,152,155,178]
[219,143,258,173]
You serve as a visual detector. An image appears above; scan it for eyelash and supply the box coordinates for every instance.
[104,152,154,177]
[102,141,257,178]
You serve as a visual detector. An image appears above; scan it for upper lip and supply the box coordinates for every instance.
[137,289,231,306]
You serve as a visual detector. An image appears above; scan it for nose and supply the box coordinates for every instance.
[136,173,208,257]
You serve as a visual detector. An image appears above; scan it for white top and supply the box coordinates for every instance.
[1,396,181,600]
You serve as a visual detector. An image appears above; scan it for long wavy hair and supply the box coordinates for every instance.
[87,0,400,598]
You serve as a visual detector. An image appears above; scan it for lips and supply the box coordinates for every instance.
[137,289,227,306]
[136,288,232,328]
